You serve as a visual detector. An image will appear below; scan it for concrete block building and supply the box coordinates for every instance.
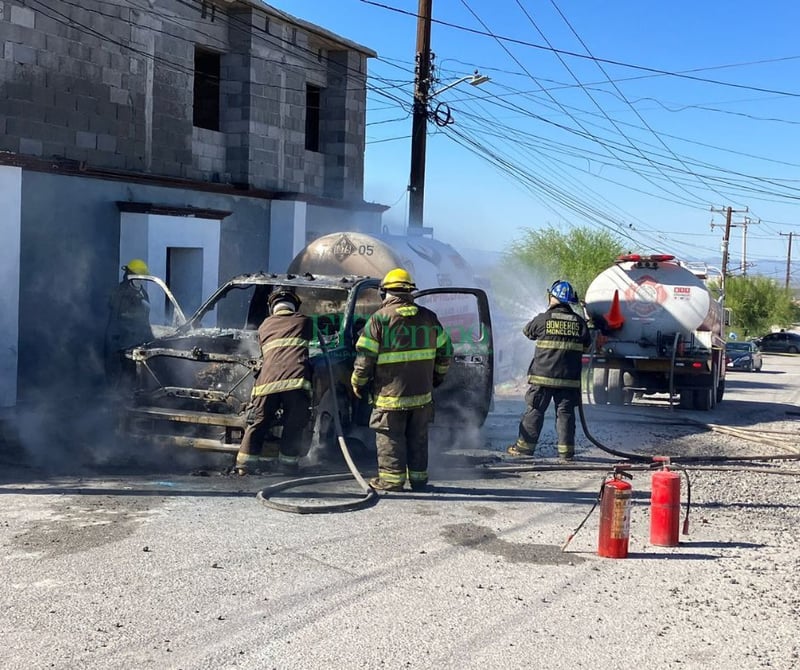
[0,0,386,410]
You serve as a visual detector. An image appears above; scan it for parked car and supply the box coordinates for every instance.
[752,331,800,354]
[725,341,763,372]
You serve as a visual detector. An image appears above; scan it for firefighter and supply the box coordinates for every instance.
[351,268,452,492]
[104,258,154,383]
[507,280,591,461]
[235,288,312,475]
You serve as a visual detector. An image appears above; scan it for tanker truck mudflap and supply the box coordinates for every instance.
[414,287,494,428]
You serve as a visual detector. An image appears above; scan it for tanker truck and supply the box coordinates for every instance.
[583,253,728,411]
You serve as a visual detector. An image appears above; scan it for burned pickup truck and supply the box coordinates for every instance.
[120,272,494,455]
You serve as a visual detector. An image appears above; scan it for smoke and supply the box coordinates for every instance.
[479,255,551,385]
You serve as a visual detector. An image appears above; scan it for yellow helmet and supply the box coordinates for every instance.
[380,267,416,291]
[124,258,149,275]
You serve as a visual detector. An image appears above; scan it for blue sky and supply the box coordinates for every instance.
[282,1,800,279]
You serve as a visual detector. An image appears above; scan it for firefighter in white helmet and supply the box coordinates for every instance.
[235,288,312,475]
[507,279,591,460]
[351,268,452,492]
[104,259,154,382]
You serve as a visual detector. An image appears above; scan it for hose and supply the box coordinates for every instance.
[256,340,377,514]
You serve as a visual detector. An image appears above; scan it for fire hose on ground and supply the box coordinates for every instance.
[256,340,377,514]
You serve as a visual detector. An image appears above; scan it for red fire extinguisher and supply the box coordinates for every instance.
[650,456,690,547]
[597,465,633,558]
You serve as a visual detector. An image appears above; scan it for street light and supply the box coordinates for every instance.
[408,70,491,231]
[430,71,491,98]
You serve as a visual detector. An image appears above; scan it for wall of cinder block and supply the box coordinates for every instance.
[0,0,370,200]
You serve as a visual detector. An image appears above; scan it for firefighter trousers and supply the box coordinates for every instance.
[238,390,310,462]
[518,385,579,455]
[369,405,433,486]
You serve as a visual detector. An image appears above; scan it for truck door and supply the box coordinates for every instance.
[414,288,494,427]
[127,274,187,338]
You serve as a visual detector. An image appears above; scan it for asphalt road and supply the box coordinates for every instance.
[2,354,799,669]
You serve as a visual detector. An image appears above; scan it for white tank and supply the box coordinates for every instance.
[287,232,477,289]
[584,256,723,350]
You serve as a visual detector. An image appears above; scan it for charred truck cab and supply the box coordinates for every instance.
[120,272,493,454]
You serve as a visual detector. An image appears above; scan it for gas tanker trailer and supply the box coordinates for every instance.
[583,254,728,411]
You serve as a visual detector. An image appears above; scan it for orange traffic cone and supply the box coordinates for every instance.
[604,290,625,330]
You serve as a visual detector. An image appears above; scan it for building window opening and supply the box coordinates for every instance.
[194,48,221,131]
[305,84,321,152]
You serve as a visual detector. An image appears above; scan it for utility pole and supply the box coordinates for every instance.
[408,0,433,231]
[710,205,748,289]
[780,231,794,289]
[739,216,759,276]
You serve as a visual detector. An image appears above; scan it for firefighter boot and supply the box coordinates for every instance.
[234,452,262,476]
[506,440,536,457]
[369,476,405,492]
[557,445,575,461]
[278,453,300,476]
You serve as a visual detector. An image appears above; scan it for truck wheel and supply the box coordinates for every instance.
[592,368,609,405]
[607,369,625,405]
[716,379,725,403]
[693,388,713,411]
[678,390,693,409]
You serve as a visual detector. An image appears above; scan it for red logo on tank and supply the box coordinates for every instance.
[624,275,667,317]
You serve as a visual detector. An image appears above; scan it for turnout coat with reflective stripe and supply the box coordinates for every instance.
[352,295,452,410]
[524,303,590,388]
[252,311,312,397]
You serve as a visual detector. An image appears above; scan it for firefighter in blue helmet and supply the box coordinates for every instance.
[507,280,591,460]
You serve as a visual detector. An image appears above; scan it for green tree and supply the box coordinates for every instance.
[505,225,626,297]
[718,275,798,338]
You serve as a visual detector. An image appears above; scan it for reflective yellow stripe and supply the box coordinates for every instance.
[396,305,418,316]
[356,334,380,354]
[378,470,406,484]
[278,453,299,464]
[434,363,450,375]
[374,392,432,409]
[527,375,581,388]
[351,372,370,386]
[377,348,436,365]
[252,378,312,396]
[536,341,585,352]
[436,331,449,347]
[261,337,308,354]
[407,470,428,482]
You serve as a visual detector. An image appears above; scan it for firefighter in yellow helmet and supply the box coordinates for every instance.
[234,288,313,475]
[351,268,452,492]
[104,259,154,383]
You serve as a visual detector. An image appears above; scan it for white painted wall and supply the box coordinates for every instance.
[120,213,221,325]
[269,200,307,273]
[0,166,22,407]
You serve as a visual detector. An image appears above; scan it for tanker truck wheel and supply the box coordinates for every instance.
[592,368,609,405]
[693,388,713,411]
[607,369,625,406]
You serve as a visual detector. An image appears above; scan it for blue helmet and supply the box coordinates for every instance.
[548,280,579,305]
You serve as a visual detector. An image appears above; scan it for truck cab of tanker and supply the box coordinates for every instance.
[120,271,494,457]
